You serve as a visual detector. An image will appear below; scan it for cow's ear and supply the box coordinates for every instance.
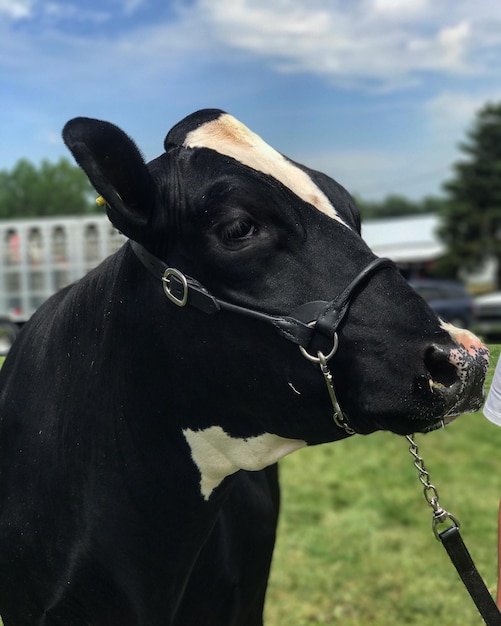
[63,117,155,240]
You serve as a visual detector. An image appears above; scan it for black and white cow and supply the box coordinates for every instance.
[0,109,489,626]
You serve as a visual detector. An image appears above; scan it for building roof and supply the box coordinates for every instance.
[362,214,443,263]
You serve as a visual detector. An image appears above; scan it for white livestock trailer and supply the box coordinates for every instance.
[0,215,126,353]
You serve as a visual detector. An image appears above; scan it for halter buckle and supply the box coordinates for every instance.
[162,268,188,307]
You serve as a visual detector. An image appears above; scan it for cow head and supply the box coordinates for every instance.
[63,109,488,496]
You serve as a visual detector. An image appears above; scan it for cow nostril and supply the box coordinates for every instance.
[424,345,458,388]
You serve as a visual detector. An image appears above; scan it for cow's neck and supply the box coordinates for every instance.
[93,248,310,500]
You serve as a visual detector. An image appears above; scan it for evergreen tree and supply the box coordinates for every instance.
[439,102,501,286]
[0,158,97,218]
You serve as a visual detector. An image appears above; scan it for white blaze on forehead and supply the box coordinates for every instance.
[183,426,307,501]
[184,113,347,225]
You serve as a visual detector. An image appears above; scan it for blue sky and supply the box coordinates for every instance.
[2,0,501,200]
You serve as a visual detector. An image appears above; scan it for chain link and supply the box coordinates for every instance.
[406,434,460,540]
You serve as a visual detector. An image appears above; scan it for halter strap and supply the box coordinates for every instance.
[129,240,394,351]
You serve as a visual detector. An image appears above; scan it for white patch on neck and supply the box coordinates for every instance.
[184,113,347,226]
[183,426,307,500]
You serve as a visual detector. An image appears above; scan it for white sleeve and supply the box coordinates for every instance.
[483,356,501,426]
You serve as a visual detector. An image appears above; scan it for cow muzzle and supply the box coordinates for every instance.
[301,327,489,437]
[420,325,490,431]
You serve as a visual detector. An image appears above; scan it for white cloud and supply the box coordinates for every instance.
[4,0,501,92]
[0,2,210,91]
[438,21,471,68]
[0,0,32,19]
[425,90,501,144]
[42,3,109,23]
[122,0,144,15]
[371,0,429,17]
[190,0,501,89]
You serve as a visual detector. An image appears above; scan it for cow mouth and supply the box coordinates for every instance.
[414,382,485,434]
[421,413,460,433]
[417,378,485,434]
[355,372,486,437]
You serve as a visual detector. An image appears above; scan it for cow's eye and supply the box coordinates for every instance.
[220,218,257,246]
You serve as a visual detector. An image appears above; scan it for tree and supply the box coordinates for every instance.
[438,102,501,286]
[0,158,97,218]
[356,193,444,220]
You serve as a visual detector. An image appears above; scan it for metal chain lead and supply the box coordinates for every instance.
[406,434,460,540]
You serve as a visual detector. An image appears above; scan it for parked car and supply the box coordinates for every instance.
[473,291,501,339]
[408,279,475,329]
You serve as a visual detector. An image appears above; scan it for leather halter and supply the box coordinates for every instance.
[129,240,394,350]
[130,240,394,435]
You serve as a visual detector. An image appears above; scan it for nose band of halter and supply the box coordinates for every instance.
[287,256,395,338]
[129,240,394,350]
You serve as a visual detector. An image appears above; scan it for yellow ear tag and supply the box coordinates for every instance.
[96,196,108,207]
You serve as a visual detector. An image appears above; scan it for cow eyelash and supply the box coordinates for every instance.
[219,218,258,246]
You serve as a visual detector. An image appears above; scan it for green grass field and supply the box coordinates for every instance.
[1,349,501,626]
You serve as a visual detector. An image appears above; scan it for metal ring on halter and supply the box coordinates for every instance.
[299,322,339,363]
